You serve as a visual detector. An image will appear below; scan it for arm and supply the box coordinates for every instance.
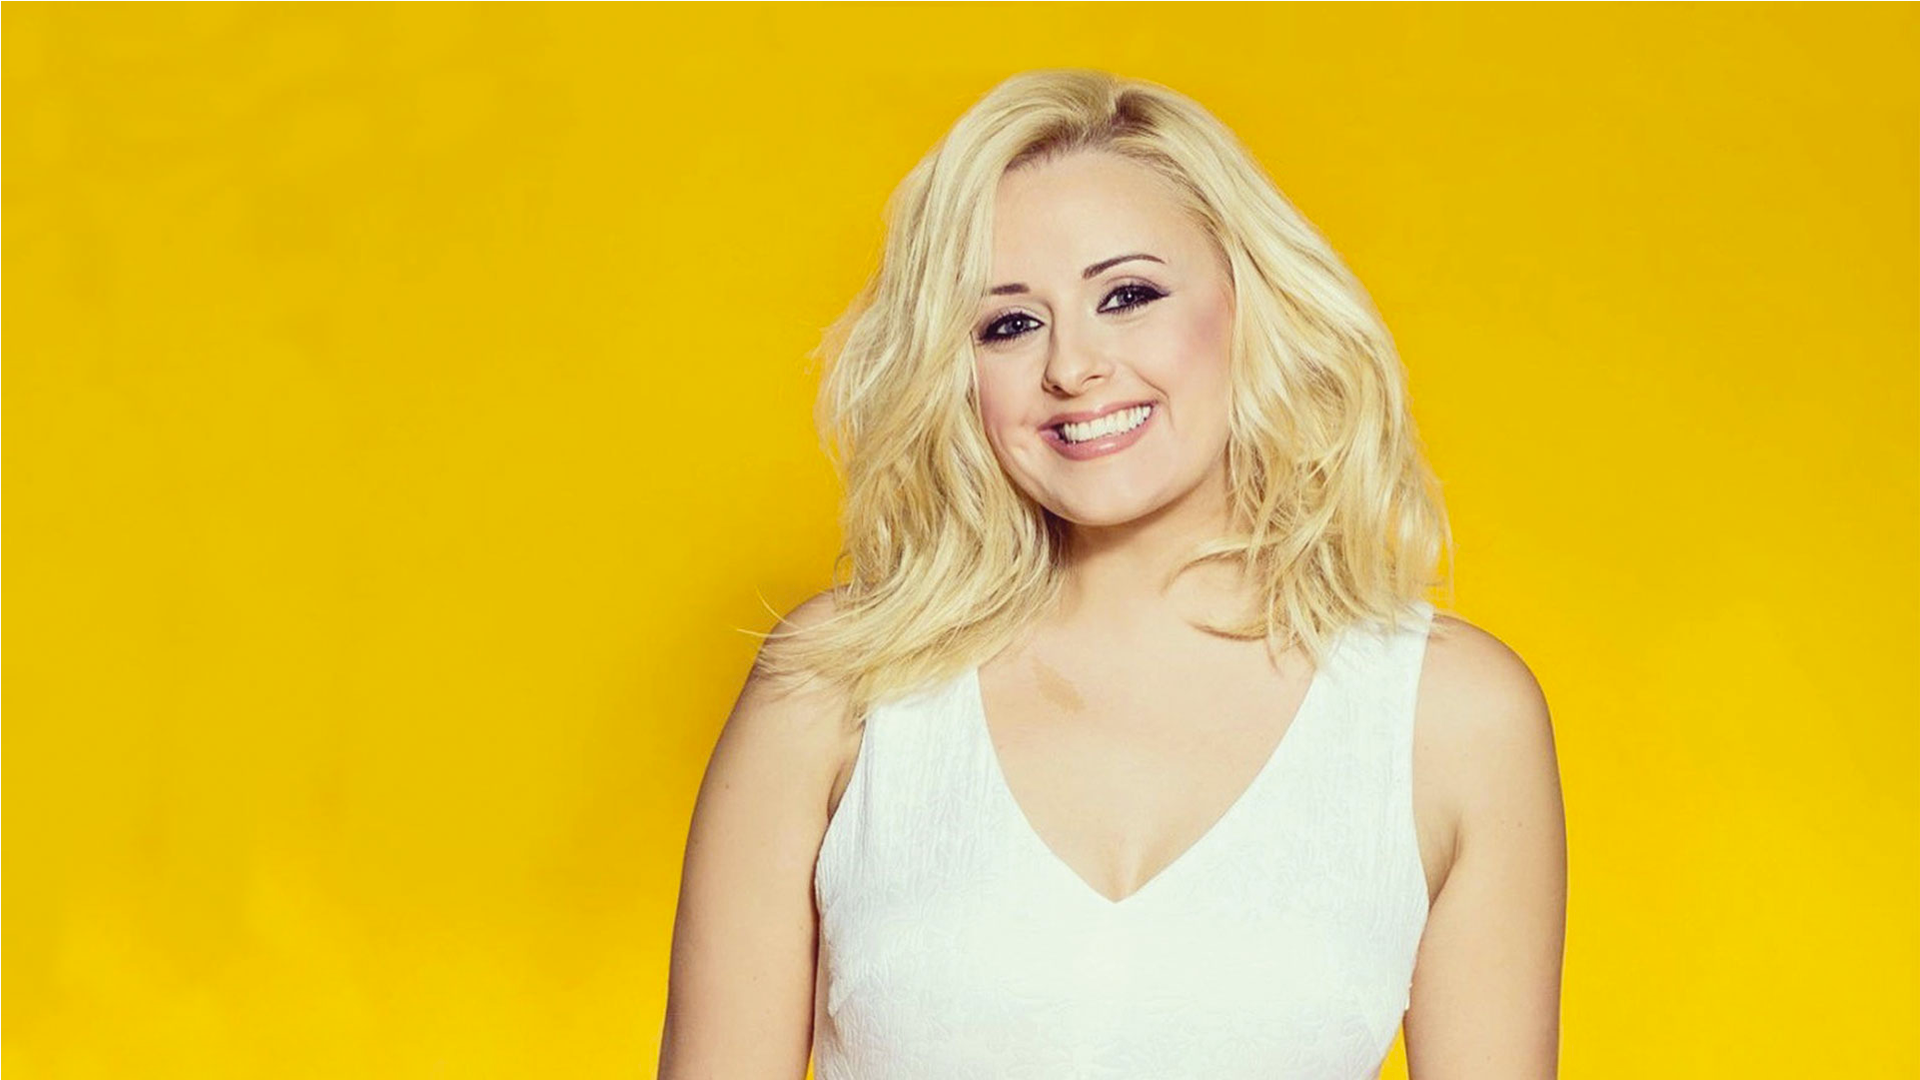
[1405,617,1569,1079]
[658,592,855,1079]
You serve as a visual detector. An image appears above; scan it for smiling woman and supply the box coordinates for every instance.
[970,151,1238,529]
[660,69,1566,1080]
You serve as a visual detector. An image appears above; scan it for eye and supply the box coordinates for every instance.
[1100,282,1166,313]
[975,312,1043,346]
[972,283,1168,347]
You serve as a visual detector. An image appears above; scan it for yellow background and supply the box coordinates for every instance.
[5,4,1915,1077]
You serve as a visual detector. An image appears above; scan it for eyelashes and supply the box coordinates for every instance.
[973,282,1168,346]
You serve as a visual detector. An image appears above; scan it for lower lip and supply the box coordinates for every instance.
[1041,405,1156,461]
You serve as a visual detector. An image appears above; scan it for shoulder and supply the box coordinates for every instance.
[662,589,854,1075]
[763,590,871,817]
[747,588,850,701]
[1416,611,1562,871]
[1402,613,1567,1068]
[779,587,846,629]
[706,590,856,826]
[1419,612,1550,734]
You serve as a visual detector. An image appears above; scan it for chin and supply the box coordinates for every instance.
[1047,490,1172,529]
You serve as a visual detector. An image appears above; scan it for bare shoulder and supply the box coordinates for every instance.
[1421,613,1551,733]
[1403,611,1568,1074]
[1416,613,1561,884]
[775,587,846,635]
[761,590,869,819]
[737,589,863,819]
[659,588,855,1076]
[687,590,857,875]
[730,588,856,763]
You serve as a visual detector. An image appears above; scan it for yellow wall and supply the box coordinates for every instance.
[5,5,1914,1076]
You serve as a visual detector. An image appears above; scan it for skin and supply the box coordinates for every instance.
[659,148,1567,1079]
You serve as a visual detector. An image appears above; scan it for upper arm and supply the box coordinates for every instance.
[1405,616,1568,1080]
[658,591,855,1080]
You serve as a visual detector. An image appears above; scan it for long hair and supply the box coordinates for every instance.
[752,69,1453,726]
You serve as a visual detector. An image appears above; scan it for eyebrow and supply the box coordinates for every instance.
[986,252,1166,296]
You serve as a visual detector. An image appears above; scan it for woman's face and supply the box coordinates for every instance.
[971,149,1237,531]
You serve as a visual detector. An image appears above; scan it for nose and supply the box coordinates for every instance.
[1041,312,1113,397]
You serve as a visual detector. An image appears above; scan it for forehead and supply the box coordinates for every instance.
[989,150,1199,269]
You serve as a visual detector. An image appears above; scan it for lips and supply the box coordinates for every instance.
[1039,402,1157,461]
[1039,399,1156,431]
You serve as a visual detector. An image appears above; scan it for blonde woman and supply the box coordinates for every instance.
[660,69,1566,1080]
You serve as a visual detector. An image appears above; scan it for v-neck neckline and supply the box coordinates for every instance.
[964,642,1339,911]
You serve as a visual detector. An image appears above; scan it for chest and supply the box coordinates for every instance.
[812,606,1445,1079]
[813,644,1435,1079]
[975,648,1320,907]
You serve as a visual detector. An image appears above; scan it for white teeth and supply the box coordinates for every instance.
[1058,404,1151,444]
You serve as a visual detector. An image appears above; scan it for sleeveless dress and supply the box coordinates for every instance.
[811,599,1437,1079]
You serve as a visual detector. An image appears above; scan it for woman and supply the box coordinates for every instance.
[660,69,1566,1079]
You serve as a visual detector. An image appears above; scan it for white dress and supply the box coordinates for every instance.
[812,600,1437,1079]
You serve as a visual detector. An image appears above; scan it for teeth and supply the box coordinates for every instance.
[1058,404,1151,444]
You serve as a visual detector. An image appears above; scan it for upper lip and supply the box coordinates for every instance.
[1041,400,1154,429]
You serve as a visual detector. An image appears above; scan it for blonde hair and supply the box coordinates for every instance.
[753,68,1453,725]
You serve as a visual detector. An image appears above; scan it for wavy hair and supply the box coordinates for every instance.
[752,69,1453,725]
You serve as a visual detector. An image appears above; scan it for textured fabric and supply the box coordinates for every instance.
[812,599,1436,1079]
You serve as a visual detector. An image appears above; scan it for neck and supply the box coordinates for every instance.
[1052,466,1252,638]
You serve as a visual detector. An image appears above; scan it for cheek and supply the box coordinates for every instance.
[971,364,1025,449]
[1160,292,1236,401]
[1196,286,1236,376]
